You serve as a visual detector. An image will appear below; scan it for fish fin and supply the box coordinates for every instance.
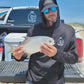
[6,44,18,54]
[7,45,13,53]
[7,50,12,53]
[22,36,26,38]
[27,54,32,58]
[22,36,30,39]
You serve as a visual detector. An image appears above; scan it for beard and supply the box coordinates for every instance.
[47,14,57,23]
[48,19,56,23]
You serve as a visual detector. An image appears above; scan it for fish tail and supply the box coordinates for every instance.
[6,44,14,54]
[27,54,31,57]
[7,49,12,53]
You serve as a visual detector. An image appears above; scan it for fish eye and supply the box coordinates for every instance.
[49,40,52,43]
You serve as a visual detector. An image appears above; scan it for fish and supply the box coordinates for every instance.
[6,36,55,57]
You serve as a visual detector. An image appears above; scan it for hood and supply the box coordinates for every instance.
[39,0,60,27]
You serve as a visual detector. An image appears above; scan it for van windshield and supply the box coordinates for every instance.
[7,8,42,26]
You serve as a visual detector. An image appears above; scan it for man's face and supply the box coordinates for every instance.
[43,7,57,23]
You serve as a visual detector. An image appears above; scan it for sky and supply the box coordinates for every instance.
[0,0,84,24]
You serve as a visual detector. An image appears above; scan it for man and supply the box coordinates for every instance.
[13,0,78,84]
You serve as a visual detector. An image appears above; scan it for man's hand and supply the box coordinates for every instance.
[40,42,57,57]
[13,45,26,60]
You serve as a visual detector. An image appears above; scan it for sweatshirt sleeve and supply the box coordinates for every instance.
[53,29,78,64]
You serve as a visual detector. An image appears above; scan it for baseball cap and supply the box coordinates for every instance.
[41,0,57,12]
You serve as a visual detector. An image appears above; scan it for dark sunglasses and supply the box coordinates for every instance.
[43,7,57,14]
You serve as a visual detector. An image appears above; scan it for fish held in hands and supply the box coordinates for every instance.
[7,36,55,57]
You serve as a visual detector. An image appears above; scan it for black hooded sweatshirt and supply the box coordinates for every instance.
[20,0,78,83]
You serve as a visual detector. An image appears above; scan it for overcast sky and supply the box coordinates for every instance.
[0,0,84,24]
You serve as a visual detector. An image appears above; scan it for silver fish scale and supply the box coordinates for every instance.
[21,36,55,55]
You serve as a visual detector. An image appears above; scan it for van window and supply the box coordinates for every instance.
[7,8,42,26]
